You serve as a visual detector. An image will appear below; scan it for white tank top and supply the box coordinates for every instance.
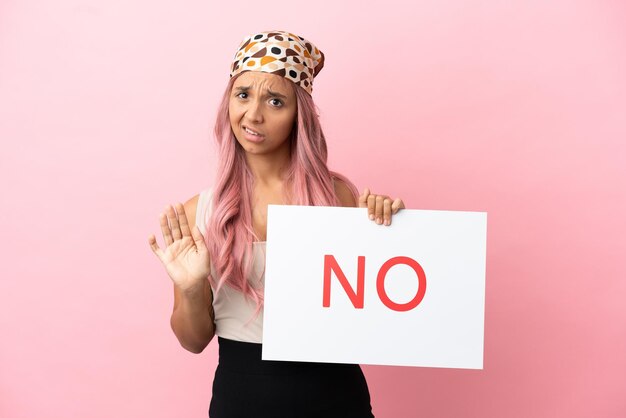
[195,187,265,343]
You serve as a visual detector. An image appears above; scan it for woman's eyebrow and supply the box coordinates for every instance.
[267,89,287,99]
[234,85,288,100]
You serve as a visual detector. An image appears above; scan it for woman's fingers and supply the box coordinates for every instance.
[166,205,183,240]
[160,210,174,246]
[360,188,405,226]
[367,193,376,220]
[148,234,164,262]
[358,188,370,209]
[159,203,191,248]
[375,195,385,224]
[383,198,392,225]
[359,188,377,221]
[190,225,208,252]
[176,202,192,237]
[391,198,405,214]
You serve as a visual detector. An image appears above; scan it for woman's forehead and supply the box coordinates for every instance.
[234,71,292,92]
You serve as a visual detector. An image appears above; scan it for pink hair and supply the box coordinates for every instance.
[202,72,359,322]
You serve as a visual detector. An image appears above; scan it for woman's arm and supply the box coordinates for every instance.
[169,195,216,353]
[170,280,215,353]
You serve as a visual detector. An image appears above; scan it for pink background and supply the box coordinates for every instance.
[1,1,625,417]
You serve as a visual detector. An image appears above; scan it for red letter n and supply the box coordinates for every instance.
[322,255,365,309]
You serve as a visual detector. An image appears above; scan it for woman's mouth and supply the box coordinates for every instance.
[242,126,265,142]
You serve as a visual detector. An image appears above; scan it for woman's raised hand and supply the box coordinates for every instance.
[358,188,405,226]
[148,203,211,294]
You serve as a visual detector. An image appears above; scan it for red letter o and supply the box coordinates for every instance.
[376,256,426,312]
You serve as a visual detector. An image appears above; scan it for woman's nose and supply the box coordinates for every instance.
[245,100,264,123]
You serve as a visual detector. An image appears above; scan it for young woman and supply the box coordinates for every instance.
[148,30,405,418]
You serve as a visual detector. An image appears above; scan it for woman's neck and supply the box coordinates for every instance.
[245,145,290,187]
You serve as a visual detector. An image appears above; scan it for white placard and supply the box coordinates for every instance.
[262,205,487,369]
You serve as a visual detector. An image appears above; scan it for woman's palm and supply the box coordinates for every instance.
[149,203,211,292]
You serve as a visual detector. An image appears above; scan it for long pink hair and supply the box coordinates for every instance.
[202,72,358,321]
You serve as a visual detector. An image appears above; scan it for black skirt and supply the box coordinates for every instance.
[209,337,375,418]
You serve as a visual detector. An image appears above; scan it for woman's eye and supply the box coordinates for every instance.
[236,93,282,107]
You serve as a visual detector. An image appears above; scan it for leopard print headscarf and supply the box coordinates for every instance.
[230,30,325,95]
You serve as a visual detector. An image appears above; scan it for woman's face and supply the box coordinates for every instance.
[229,71,297,156]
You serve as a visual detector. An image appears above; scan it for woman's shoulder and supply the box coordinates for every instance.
[333,177,358,208]
[183,186,213,230]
